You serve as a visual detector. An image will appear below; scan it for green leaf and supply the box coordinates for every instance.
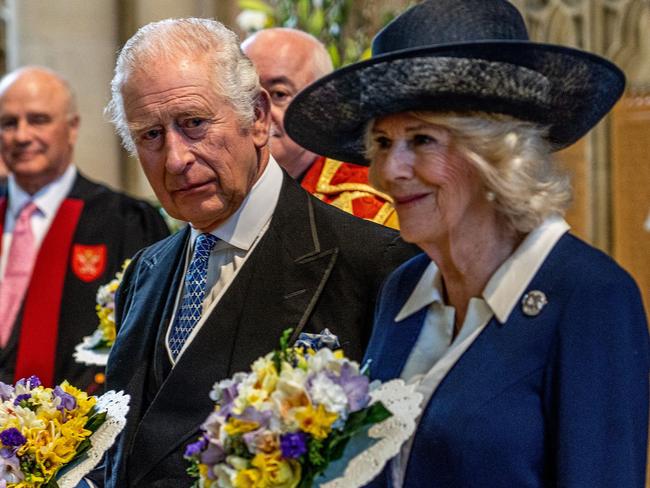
[327,43,341,68]
[296,0,311,25]
[238,0,275,15]
[362,402,392,424]
[307,8,325,35]
[307,437,327,469]
[84,410,107,433]
[186,458,201,480]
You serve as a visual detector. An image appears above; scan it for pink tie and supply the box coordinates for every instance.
[0,201,39,347]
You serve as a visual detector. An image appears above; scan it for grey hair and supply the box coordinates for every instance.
[366,111,572,233]
[106,17,261,154]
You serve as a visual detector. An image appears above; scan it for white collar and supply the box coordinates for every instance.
[7,164,77,218]
[396,215,570,323]
[189,157,283,250]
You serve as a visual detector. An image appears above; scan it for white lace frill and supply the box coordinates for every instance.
[318,379,423,488]
[73,335,110,366]
[57,390,131,488]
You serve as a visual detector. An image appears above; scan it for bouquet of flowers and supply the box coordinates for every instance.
[0,376,130,488]
[185,329,422,488]
[74,260,130,367]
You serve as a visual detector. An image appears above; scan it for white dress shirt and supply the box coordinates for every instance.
[392,215,570,487]
[1,164,77,279]
[165,157,283,364]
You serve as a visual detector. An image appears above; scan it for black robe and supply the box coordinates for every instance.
[0,172,170,391]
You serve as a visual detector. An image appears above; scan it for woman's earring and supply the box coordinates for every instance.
[485,190,496,202]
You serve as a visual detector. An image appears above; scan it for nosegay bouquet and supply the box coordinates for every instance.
[185,329,421,488]
[0,376,129,487]
[74,259,130,367]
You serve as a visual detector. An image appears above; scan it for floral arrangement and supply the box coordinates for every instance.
[87,259,130,351]
[0,376,107,487]
[184,329,392,488]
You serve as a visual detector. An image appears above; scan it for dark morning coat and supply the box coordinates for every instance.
[0,172,169,392]
[364,233,649,488]
[102,174,417,487]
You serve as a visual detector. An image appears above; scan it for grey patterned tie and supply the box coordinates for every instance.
[168,233,218,359]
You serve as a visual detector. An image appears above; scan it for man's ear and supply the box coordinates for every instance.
[68,114,80,146]
[250,89,271,149]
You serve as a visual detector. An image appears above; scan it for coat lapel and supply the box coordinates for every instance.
[106,229,188,484]
[128,175,340,484]
[364,254,430,382]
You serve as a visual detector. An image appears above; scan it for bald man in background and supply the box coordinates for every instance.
[243,28,398,228]
[0,66,169,391]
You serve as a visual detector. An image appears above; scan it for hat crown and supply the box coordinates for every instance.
[372,0,529,56]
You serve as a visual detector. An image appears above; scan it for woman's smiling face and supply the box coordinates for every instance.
[369,112,488,247]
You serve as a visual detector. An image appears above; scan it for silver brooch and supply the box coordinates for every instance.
[521,290,547,317]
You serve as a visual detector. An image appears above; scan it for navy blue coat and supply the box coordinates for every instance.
[364,233,649,487]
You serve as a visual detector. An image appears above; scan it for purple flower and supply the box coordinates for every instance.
[16,376,40,390]
[201,442,225,467]
[280,432,308,459]
[184,436,207,458]
[201,411,224,439]
[338,363,370,412]
[0,383,13,402]
[0,429,26,448]
[54,386,77,411]
[0,451,23,483]
[235,407,271,428]
[0,449,13,459]
[12,394,31,407]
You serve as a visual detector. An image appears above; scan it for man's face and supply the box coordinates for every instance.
[122,56,270,232]
[0,72,78,194]
[244,36,320,177]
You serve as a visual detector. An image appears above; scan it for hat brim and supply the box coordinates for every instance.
[285,40,624,165]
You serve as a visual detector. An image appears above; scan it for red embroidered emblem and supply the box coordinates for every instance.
[71,244,107,282]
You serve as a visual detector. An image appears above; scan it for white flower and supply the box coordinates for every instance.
[308,372,349,419]
[306,348,347,374]
[271,367,309,427]
[233,372,269,413]
[212,462,236,488]
[11,405,46,430]
[236,9,267,32]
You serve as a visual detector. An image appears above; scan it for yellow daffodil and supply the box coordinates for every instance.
[234,467,264,488]
[251,450,301,488]
[223,418,260,436]
[252,357,279,394]
[294,404,337,440]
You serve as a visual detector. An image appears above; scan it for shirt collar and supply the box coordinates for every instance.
[7,164,77,218]
[395,260,444,322]
[483,214,569,323]
[396,215,570,323]
[190,157,283,250]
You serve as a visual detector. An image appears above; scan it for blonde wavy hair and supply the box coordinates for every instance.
[366,111,572,233]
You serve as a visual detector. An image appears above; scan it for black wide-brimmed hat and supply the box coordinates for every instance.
[284,0,625,165]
